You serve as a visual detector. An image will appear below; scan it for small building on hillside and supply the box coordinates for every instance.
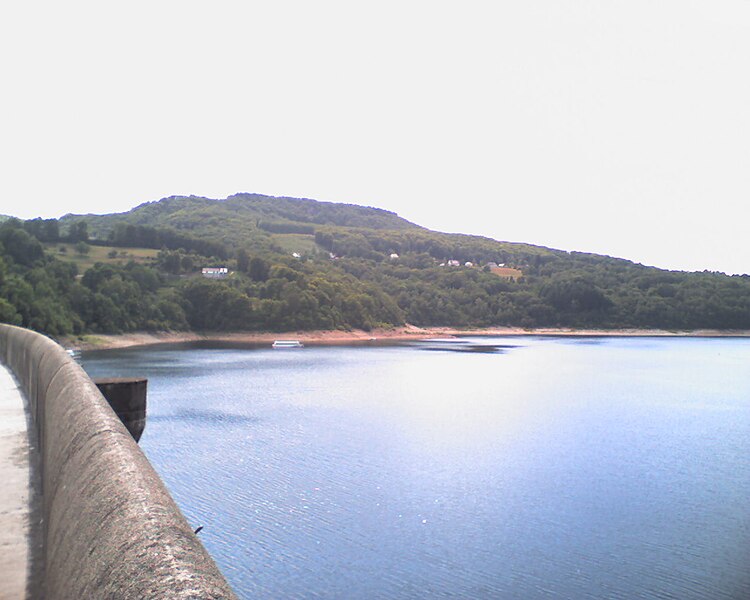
[201,267,229,279]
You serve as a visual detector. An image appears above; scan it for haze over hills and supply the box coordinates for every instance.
[1,193,749,337]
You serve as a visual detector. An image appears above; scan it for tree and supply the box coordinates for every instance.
[157,249,182,274]
[181,255,194,273]
[0,298,21,325]
[67,221,89,243]
[0,227,45,266]
[181,279,256,330]
[236,248,250,274]
[248,257,270,282]
[23,218,59,242]
[540,275,612,313]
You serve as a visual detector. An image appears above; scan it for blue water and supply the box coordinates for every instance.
[82,337,750,599]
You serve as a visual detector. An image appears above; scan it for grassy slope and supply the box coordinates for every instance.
[270,233,325,255]
[45,243,158,272]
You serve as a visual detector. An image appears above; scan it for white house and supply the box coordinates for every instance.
[201,267,229,279]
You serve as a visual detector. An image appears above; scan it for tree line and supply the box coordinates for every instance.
[0,219,404,336]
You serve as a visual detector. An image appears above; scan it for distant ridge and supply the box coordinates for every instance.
[61,193,420,247]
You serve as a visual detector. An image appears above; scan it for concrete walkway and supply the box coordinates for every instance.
[0,365,36,600]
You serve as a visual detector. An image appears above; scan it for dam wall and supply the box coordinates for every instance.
[0,324,237,599]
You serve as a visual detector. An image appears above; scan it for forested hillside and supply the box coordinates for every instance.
[2,193,749,338]
[60,193,419,251]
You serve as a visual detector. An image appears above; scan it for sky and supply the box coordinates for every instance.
[1,1,749,274]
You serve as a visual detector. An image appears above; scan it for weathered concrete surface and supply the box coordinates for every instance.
[0,365,34,599]
[0,325,238,599]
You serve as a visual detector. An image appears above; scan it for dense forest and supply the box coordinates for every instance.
[1,193,749,338]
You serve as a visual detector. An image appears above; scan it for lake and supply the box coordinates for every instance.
[81,336,750,599]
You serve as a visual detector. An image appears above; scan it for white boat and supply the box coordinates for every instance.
[272,340,304,349]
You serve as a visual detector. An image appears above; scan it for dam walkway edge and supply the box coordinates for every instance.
[0,324,237,599]
[0,363,40,599]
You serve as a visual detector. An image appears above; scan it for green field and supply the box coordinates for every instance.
[270,233,324,255]
[44,243,158,272]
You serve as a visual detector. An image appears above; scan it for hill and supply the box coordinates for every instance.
[2,193,749,337]
[60,193,420,250]
[60,193,564,270]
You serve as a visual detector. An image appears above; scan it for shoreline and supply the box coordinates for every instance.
[61,325,750,351]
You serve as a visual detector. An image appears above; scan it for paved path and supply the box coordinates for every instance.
[0,365,34,600]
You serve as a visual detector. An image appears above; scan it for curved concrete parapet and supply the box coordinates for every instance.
[0,324,238,599]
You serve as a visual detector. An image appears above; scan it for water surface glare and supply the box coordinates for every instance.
[82,337,750,599]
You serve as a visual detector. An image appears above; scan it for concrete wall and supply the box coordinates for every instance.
[0,324,237,599]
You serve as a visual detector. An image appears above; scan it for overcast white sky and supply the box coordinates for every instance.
[1,1,749,274]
